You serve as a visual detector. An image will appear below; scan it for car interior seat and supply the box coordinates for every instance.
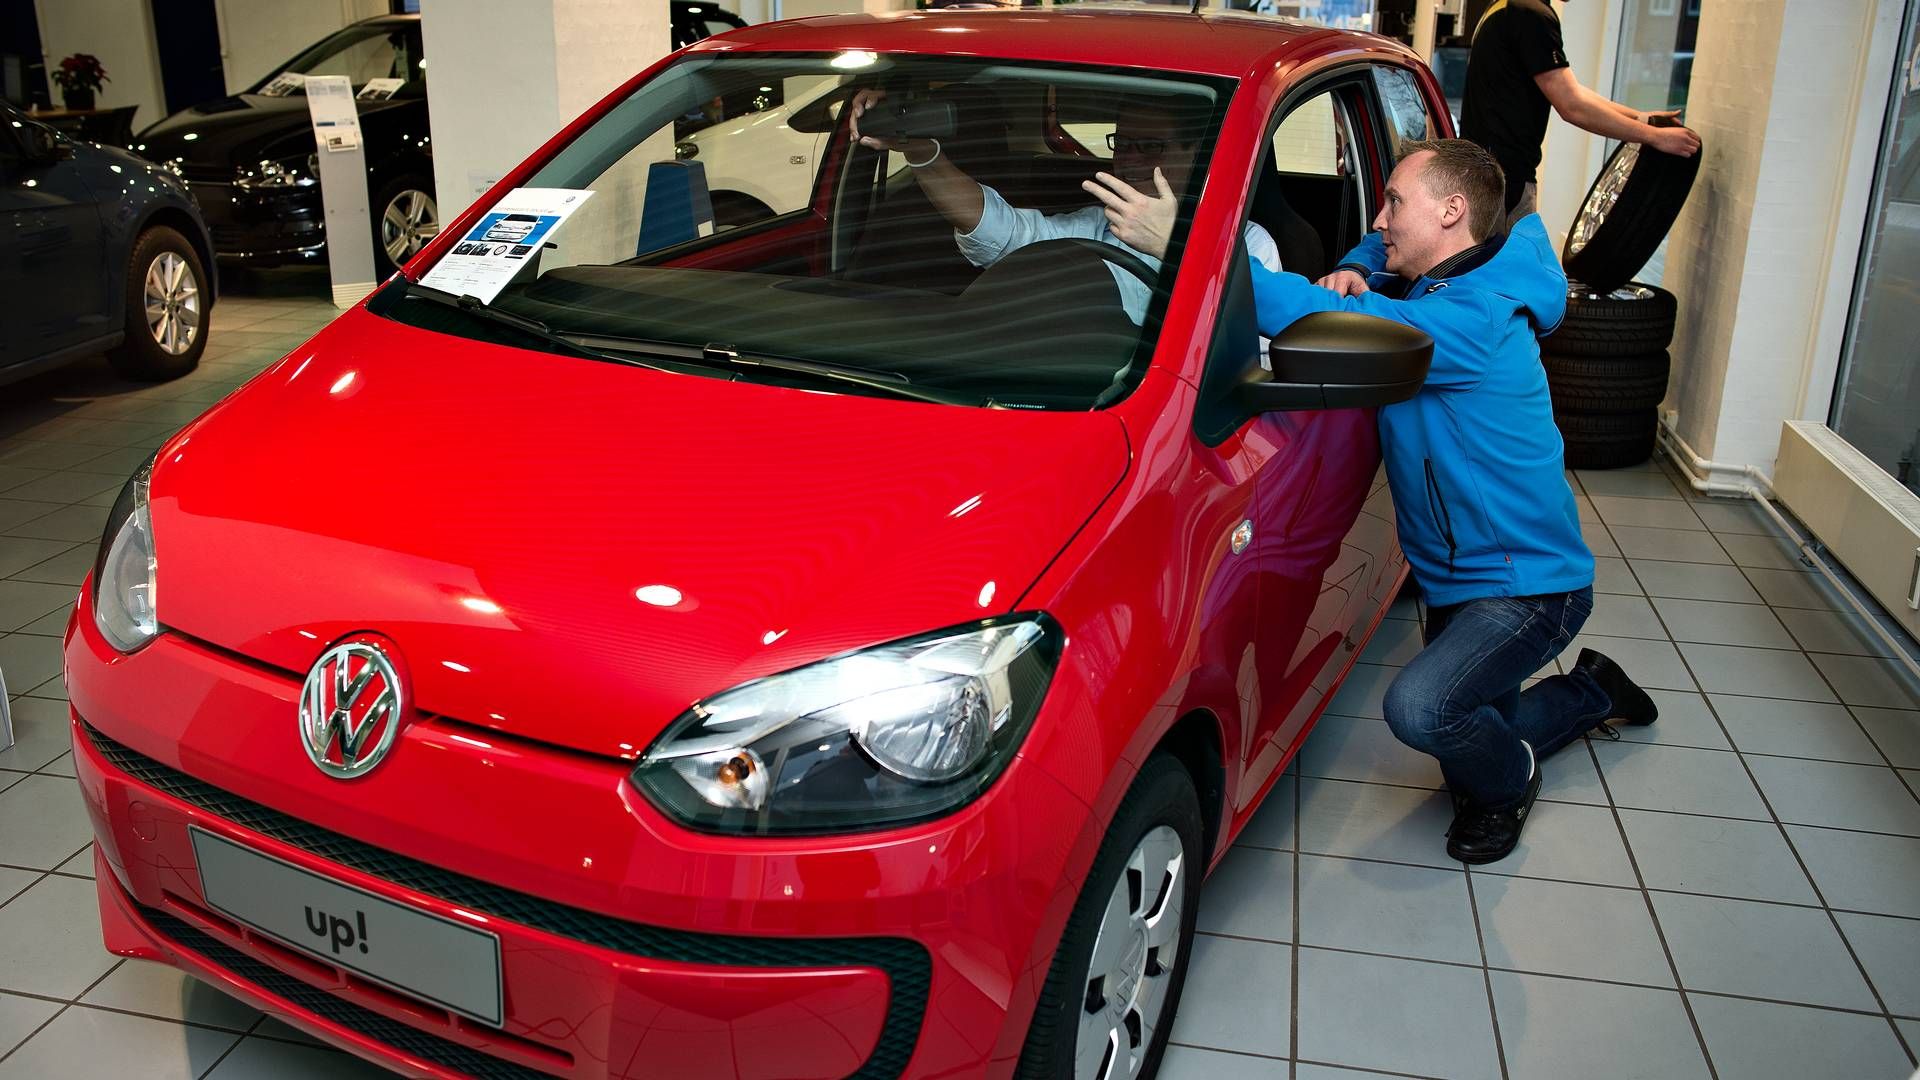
[1248,169,1332,283]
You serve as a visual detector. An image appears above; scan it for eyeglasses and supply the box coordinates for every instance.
[1106,133,1178,156]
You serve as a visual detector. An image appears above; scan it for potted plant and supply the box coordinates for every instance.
[51,53,109,111]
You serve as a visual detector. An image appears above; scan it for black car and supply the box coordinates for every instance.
[0,101,216,387]
[134,15,433,279]
[133,4,748,281]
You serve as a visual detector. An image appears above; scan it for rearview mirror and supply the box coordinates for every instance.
[1238,311,1433,413]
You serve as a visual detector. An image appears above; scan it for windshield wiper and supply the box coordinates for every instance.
[373,279,992,408]
[370,279,677,373]
[558,333,993,408]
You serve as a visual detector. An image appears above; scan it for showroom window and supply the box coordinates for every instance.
[1608,0,1703,285]
[1832,1,1920,495]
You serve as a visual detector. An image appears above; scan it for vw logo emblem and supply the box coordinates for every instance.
[300,640,405,779]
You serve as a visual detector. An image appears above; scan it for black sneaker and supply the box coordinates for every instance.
[1574,648,1660,732]
[1446,742,1540,865]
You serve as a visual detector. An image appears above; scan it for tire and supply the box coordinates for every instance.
[1545,281,1677,358]
[1562,136,1702,294]
[1556,408,1658,470]
[372,174,439,279]
[107,226,210,381]
[1543,351,1670,413]
[1018,754,1204,1080]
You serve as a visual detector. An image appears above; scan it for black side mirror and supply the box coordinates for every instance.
[24,124,67,164]
[1238,311,1434,413]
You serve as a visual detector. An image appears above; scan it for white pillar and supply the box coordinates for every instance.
[418,0,671,223]
[1661,0,1905,478]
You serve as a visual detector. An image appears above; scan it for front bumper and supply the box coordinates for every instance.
[66,602,1092,1079]
[185,179,328,264]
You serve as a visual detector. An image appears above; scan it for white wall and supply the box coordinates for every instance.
[214,0,388,95]
[419,0,670,223]
[32,0,165,131]
[1662,0,1903,476]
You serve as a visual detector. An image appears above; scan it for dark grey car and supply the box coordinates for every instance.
[0,101,217,388]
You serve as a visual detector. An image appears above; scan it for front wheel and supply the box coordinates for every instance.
[107,225,210,381]
[1018,754,1204,1080]
[373,175,439,278]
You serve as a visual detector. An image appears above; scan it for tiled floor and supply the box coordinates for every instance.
[4,283,1920,1078]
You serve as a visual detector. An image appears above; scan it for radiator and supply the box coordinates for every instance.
[1772,421,1920,641]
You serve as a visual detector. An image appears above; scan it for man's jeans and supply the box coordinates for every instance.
[1382,588,1611,808]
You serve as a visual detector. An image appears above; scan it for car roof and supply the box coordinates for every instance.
[696,7,1414,81]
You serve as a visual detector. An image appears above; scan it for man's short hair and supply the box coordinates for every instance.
[1400,138,1507,242]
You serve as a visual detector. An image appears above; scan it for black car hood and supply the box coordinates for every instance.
[137,93,411,174]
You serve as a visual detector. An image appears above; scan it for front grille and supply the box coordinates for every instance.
[144,905,547,1079]
[87,722,930,1079]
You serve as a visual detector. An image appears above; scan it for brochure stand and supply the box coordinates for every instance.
[304,75,378,309]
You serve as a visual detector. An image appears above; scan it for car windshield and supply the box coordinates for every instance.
[379,52,1235,410]
[257,23,425,95]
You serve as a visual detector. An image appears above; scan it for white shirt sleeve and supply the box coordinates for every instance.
[954,183,1109,269]
[1246,221,1282,365]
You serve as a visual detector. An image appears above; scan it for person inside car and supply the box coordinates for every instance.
[849,88,1280,323]
[1247,139,1659,865]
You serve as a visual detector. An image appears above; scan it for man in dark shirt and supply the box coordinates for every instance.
[1462,0,1701,228]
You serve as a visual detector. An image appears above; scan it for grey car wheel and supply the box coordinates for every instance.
[143,250,201,356]
[379,186,439,266]
[1076,824,1187,1080]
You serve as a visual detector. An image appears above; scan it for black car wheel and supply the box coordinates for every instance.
[374,174,439,277]
[1555,408,1659,470]
[1018,753,1203,1080]
[1546,281,1678,358]
[107,225,210,381]
[1544,351,1671,413]
[1562,137,1702,294]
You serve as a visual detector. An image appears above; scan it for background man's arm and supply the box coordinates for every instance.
[1534,68,1701,156]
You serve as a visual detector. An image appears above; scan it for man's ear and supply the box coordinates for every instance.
[1441,192,1470,231]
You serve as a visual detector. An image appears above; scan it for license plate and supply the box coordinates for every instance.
[190,827,503,1026]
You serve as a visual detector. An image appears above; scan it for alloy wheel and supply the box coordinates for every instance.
[1076,824,1186,1080]
[1566,144,1639,257]
[143,251,200,356]
[381,188,440,264]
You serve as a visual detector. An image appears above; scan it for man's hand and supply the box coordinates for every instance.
[1645,124,1701,158]
[1645,108,1684,126]
[1084,169,1176,260]
[848,88,936,161]
[1316,269,1371,297]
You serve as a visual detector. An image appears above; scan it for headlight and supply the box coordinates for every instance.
[632,615,1062,835]
[93,454,160,653]
[234,153,319,190]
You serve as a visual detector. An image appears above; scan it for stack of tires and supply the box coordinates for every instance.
[1545,117,1702,469]
[1543,282,1676,469]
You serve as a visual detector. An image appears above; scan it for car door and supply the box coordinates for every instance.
[0,107,112,362]
[1235,79,1395,808]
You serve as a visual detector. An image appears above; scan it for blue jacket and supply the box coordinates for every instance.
[1248,215,1593,607]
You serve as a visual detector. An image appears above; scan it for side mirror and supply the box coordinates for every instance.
[1237,311,1433,413]
[24,124,68,164]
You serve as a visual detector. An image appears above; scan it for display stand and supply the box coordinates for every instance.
[304,75,378,309]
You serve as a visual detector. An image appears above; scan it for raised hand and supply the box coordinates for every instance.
[1083,168,1176,260]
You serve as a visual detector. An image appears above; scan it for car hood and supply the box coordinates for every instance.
[137,93,409,172]
[148,309,1130,760]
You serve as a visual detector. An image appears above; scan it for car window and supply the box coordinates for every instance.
[261,24,426,93]
[386,52,1236,412]
[1371,64,1437,159]
[1271,93,1343,177]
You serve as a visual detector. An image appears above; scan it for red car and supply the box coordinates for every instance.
[67,10,1444,1079]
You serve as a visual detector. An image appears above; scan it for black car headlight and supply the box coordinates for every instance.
[632,614,1062,836]
[93,454,160,653]
[234,153,319,190]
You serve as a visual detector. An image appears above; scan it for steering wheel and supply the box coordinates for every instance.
[1018,237,1160,289]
